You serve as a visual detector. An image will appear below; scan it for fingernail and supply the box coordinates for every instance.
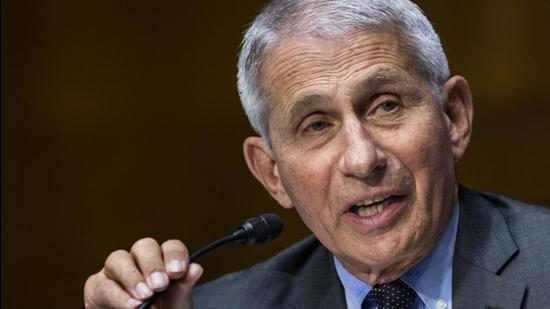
[126,298,142,308]
[135,282,153,299]
[150,271,168,289]
[167,260,183,273]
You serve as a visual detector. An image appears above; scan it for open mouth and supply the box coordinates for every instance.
[348,195,400,217]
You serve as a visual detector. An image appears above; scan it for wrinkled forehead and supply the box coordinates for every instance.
[259,28,421,112]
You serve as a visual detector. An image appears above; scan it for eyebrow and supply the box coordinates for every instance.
[351,71,423,107]
[286,93,328,124]
[351,72,405,97]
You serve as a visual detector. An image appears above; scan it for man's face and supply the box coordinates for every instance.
[260,30,459,283]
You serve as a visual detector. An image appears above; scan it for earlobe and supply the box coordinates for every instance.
[442,76,474,161]
[243,137,293,209]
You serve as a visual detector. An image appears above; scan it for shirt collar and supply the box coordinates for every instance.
[334,203,459,309]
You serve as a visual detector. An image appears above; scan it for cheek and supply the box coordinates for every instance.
[382,115,453,213]
[278,160,321,206]
[276,140,337,196]
[393,113,451,178]
[276,154,336,226]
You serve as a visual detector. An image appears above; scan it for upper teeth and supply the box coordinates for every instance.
[355,195,391,207]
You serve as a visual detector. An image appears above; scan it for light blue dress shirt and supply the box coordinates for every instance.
[334,204,459,309]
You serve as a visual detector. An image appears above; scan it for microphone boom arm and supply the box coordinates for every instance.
[189,234,237,261]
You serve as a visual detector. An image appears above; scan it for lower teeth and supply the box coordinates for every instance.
[356,200,389,217]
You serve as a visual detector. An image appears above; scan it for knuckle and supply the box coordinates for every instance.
[131,237,158,252]
[96,279,112,302]
[96,277,109,293]
[83,281,102,309]
[104,249,128,268]
[163,239,184,247]
[84,270,126,308]
[162,239,188,253]
[83,274,98,298]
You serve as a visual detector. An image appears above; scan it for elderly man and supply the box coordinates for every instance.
[84,0,550,308]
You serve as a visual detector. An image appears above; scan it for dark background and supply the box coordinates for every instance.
[2,1,549,308]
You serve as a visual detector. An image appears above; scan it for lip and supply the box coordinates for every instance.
[343,190,406,212]
[343,194,408,233]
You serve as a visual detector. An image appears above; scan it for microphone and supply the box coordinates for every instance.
[139,213,283,309]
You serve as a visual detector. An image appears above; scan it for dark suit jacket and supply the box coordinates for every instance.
[193,187,550,308]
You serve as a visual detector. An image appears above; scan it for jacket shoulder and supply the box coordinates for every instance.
[192,235,325,308]
[477,190,550,245]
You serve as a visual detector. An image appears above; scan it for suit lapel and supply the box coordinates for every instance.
[453,187,526,308]
[286,242,347,309]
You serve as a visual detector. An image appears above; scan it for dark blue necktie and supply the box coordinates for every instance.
[362,280,417,309]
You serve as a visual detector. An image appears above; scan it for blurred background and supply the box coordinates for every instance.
[2,0,549,308]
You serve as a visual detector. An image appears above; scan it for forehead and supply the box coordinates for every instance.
[261,29,419,112]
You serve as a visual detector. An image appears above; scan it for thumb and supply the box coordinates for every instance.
[163,263,203,309]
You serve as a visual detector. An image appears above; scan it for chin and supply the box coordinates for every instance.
[333,228,430,281]
[341,250,418,285]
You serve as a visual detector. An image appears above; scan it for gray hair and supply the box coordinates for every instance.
[237,0,450,142]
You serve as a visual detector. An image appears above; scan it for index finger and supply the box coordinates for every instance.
[84,270,142,309]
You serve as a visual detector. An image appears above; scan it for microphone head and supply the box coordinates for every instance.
[236,213,283,245]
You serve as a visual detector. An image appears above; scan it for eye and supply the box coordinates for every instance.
[306,121,329,132]
[367,96,403,117]
[366,95,403,120]
[378,101,399,113]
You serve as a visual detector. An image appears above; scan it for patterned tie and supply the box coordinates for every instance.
[362,280,417,309]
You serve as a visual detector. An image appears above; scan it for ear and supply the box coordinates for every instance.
[243,137,293,209]
[441,76,474,161]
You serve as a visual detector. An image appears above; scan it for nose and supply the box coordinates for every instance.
[337,120,387,179]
